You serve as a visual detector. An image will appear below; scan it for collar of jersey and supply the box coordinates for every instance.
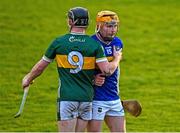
[96,33,111,45]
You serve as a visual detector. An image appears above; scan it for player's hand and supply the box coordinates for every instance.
[94,73,105,86]
[22,74,31,89]
[113,46,122,61]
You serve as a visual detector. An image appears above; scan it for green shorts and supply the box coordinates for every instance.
[57,100,92,121]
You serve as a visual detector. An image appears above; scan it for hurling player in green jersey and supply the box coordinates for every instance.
[22,7,122,132]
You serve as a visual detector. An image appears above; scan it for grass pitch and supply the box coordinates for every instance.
[0,0,180,132]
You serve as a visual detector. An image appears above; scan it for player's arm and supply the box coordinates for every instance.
[22,59,50,88]
[108,46,122,74]
[22,39,56,89]
[96,61,117,76]
[96,46,122,76]
[94,73,105,86]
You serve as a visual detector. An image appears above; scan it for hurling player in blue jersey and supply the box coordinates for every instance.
[87,11,126,132]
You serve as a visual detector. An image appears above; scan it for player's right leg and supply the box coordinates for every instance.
[76,118,89,132]
[57,100,79,132]
[87,119,103,132]
[75,102,92,132]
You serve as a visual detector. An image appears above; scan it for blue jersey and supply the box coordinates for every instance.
[92,34,123,101]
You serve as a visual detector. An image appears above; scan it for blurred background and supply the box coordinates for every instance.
[0,0,180,131]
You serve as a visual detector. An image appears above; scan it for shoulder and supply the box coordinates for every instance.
[85,35,101,46]
[90,34,102,47]
[55,34,70,42]
[50,34,69,47]
[113,37,123,44]
[91,34,100,43]
[91,34,97,39]
[112,37,123,48]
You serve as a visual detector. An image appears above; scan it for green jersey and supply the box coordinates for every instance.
[43,33,107,102]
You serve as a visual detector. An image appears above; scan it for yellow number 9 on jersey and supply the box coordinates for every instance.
[68,51,84,73]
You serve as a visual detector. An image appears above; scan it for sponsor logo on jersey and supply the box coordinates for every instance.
[69,36,86,42]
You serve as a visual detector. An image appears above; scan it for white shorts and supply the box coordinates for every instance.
[92,99,124,120]
[57,100,92,121]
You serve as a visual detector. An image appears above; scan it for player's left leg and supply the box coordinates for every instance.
[105,116,126,132]
[105,99,126,132]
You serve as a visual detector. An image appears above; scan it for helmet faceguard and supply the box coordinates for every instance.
[96,11,119,41]
[68,7,89,27]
